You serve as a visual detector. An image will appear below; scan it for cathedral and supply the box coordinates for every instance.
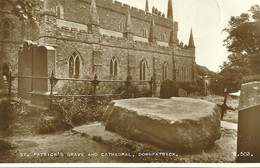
[0,0,195,92]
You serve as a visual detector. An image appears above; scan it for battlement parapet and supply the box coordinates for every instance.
[175,46,194,57]
[54,26,174,54]
[79,0,174,28]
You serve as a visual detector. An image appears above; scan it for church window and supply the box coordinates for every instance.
[69,52,80,78]
[110,57,118,76]
[140,60,147,81]
[182,65,188,81]
[56,2,64,19]
[160,33,166,41]
[119,21,125,32]
[3,21,10,39]
[143,28,148,38]
[162,62,168,80]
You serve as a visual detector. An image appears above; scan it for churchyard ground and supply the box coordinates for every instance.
[0,95,239,163]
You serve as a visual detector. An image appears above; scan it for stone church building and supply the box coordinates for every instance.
[0,0,195,92]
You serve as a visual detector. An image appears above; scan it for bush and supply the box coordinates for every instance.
[36,114,61,134]
[50,79,153,130]
[0,99,18,136]
[51,98,101,127]
[160,79,178,99]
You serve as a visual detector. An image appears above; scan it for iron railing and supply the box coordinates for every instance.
[5,71,154,107]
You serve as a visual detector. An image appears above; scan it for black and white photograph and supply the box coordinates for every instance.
[0,0,260,166]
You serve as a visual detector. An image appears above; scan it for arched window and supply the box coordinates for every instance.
[68,52,80,78]
[119,21,125,32]
[56,2,64,19]
[57,6,61,17]
[162,62,168,81]
[140,60,147,81]
[143,28,148,38]
[110,57,118,76]
[182,65,188,81]
[3,21,10,39]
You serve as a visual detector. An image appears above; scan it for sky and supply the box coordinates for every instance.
[116,0,260,72]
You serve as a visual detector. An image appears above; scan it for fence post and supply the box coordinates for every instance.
[91,74,99,103]
[7,71,13,100]
[49,71,57,110]
[125,75,131,99]
[149,76,154,97]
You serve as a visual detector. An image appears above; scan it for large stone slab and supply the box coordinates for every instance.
[103,97,221,152]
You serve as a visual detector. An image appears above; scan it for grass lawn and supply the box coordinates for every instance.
[192,95,239,123]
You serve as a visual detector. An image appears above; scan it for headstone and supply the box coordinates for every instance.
[237,104,260,163]
[18,41,55,107]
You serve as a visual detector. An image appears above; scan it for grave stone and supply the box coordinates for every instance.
[18,41,55,107]
[237,104,260,163]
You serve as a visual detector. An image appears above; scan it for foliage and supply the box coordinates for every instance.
[208,68,242,95]
[209,5,260,95]
[0,99,18,136]
[52,98,102,128]
[57,80,151,99]
[36,114,61,134]
[194,64,216,94]
[196,64,216,77]
[223,4,260,74]
[0,0,41,20]
[50,80,151,130]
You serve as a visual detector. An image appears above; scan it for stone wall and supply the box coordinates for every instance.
[1,0,195,96]
[0,7,40,89]
[54,0,176,43]
[0,12,23,89]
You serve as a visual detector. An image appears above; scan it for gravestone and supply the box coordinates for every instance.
[237,104,260,163]
[18,41,55,107]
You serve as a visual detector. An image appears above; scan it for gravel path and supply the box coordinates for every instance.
[221,121,237,130]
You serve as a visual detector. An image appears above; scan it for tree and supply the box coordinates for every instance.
[0,0,41,20]
[223,4,260,74]
[210,5,260,95]
[195,64,216,94]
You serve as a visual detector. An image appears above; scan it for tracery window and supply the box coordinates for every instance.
[56,2,64,19]
[69,52,80,78]
[162,62,168,80]
[143,28,148,38]
[110,57,118,76]
[119,21,125,32]
[140,60,147,81]
[182,65,188,81]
